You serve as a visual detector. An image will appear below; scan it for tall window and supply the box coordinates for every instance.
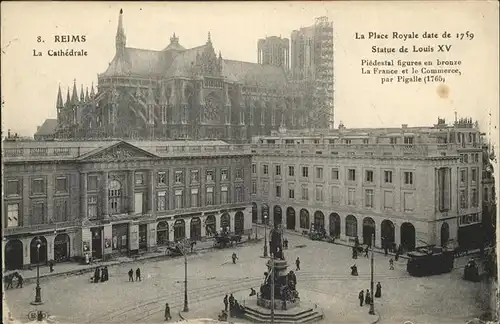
[289,188,295,199]
[221,186,229,204]
[175,189,184,209]
[206,170,214,182]
[365,170,374,183]
[276,185,281,198]
[191,188,199,207]
[384,171,393,183]
[347,188,356,205]
[471,188,478,207]
[206,187,214,205]
[221,169,229,181]
[54,199,68,222]
[7,203,19,227]
[460,189,467,209]
[88,196,98,219]
[275,165,281,176]
[316,167,323,179]
[315,186,323,201]
[252,164,256,174]
[157,191,167,211]
[88,175,99,190]
[365,189,374,207]
[235,187,243,202]
[158,172,167,186]
[32,201,45,225]
[301,186,309,200]
[108,180,122,214]
[288,166,295,177]
[404,172,414,185]
[175,171,184,183]
[460,169,467,184]
[251,181,257,194]
[135,173,144,185]
[404,136,414,144]
[302,167,309,178]
[263,165,269,175]
[471,168,477,183]
[348,169,356,181]
[236,168,243,179]
[331,168,339,180]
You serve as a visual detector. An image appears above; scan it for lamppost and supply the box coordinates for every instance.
[176,240,189,312]
[369,233,375,315]
[31,237,43,305]
[263,212,268,257]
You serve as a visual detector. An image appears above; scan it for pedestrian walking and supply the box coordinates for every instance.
[358,290,364,306]
[352,246,358,259]
[295,257,300,271]
[389,258,394,270]
[49,260,54,273]
[375,282,382,298]
[5,273,14,289]
[128,269,134,282]
[365,289,370,306]
[164,303,171,321]
[364,246,369,258]
[232,252,238,264]
[223,294,229,311]
[136,268,141,281]
[15,273,23,288]
[350,264,358,276]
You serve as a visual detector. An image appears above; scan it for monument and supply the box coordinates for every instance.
[242,225,324,323]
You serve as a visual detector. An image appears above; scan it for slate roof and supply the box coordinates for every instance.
[34,119,57,137]
[101,43,288,88]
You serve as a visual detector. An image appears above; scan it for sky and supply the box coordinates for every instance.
[1,1,498,146]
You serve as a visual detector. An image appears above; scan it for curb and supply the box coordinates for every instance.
[21,239,260,284]
[178,311,185,321]
[370,310,381,324]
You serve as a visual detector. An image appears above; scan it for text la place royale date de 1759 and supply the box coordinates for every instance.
[32,34,88,57]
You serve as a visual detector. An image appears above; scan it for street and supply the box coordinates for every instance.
[4,227,486,324]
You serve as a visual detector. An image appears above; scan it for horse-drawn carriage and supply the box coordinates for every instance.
[463,259,481,282]
[214,232,242,249]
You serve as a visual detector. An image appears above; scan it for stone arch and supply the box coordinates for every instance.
[286,207,296,230]
[313,211,325,231]
[54,233,71,262]
[252,202,258,223]
[345,215,358,237]
[381,219,395,249]
[261,203,269,224]
[440,222,450,248]
[273,205,283,226]
[190,217,202,241]
[235,211,245,234]
[156,221,169,245]
[5,239,23,270]
[220,212,230,232]
[362,217,375,245]
[329,213,341,238]
[174,219,186,241]
[30,236,48,265]
[205,215,216,236]
[299,209,310,229]
[401,222,416,251]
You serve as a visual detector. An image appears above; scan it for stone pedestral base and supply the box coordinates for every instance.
[257,296,300,310]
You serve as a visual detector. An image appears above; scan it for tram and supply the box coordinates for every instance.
[407,244,454,277]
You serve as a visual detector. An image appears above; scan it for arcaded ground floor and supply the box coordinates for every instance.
[4,227,491,324]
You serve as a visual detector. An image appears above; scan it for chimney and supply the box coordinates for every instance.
[8,129,11,137]
[402,124,408,129]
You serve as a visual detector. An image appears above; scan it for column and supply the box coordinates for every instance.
[230,212,235,233]
[80,172,88,220]
[185,221,191,240]
[375,219,382,248]
[102,171,109,218]
[394,223,401,246]
[200,216,207,237]
[168,221,175,242]
[148,170,154,214]
[128,170,135,215]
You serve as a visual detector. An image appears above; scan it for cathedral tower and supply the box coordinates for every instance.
[257,36,290,70]
[115,9,126,57]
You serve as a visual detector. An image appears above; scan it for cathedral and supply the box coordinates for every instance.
[55,10,331,142]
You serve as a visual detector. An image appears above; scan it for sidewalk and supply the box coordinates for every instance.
[6,237,260,284]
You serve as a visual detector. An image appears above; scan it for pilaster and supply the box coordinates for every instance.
[148,170,154,214]
[22,175,29,226]
[102,171,109,218]
[47,175,54,223]
[128,170,135,215]
[80,172,88,220]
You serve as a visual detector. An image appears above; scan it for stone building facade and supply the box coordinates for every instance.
[250,118,485,250]
[55,10,326,143]
[3,140,252,270]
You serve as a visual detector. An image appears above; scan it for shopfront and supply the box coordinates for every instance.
[112,223,129,254]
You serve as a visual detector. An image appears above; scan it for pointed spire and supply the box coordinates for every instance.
[65,88,71,108]
[80,84,85,101]
[56,84,63,108]
[116,8,126,54]
[90,82,95,97]
[71,80,79,103]
[207,31,211,43]
[85,87,90,101]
